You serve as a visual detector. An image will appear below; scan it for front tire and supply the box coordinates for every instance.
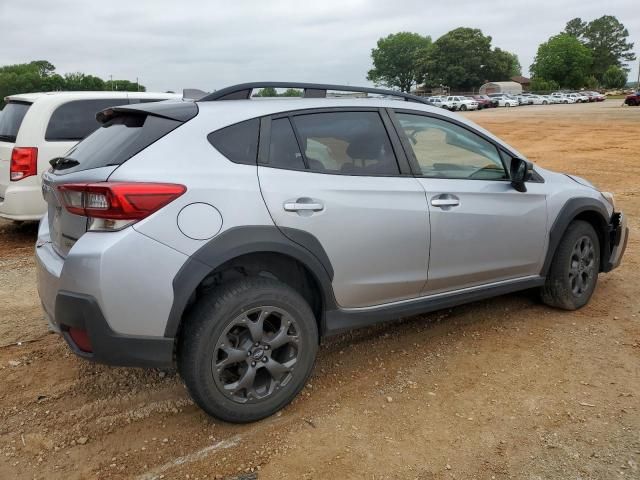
[541,220,600,310]
[460,104,467,111]
[178,277,318,423]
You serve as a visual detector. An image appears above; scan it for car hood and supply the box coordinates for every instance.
[565,174,597,190]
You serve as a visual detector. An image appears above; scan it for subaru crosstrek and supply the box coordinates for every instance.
[35,82,628,423]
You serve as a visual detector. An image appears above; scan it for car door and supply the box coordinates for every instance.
[391,110,547,295]
[257,109,430,308]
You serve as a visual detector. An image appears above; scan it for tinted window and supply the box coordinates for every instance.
[208,118,259,165]
[396,113,507,180]
[292,111,399,175]
[54,114,181,174]
[0,102,31,142]
[268,118,305,170]
[45,99,129,141]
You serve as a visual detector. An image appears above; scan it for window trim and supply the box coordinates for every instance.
[258,107,412,177]
[389,108,517,182]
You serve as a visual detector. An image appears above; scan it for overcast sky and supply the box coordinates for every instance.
[1,0,637,92]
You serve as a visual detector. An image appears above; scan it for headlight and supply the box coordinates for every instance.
[601,191,616,211]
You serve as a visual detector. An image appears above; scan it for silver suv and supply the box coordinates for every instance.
[35,82,628,423]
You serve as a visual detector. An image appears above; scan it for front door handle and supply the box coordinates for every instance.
[431,194,460,208]
[283,198,324,212]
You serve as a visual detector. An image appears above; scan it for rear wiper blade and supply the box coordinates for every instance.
[49,157,79,170]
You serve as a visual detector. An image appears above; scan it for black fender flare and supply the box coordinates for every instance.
[164,226,336,338]
[541,197,611,277]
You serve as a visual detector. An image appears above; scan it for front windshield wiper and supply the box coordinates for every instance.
[49,157,80,170]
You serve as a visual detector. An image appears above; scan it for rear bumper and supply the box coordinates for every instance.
[603,212,628,272]
[55,291,174,368]
[0,182,46,221]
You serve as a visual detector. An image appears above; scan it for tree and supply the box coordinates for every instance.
[63,72,105,91]
[281,88,302,97]
[529,77,559,93]
[530,34,592,89]
[602,65,627,89]
[420,27,519,91]
[583,16,636,80]
[367,32,432,92]
[564,18,586,38]
[483,47,521,81]
[563,15,635,81]
[104,79,145,91]
[254,87,278,97]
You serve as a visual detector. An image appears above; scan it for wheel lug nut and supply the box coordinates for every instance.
[247,351,251,356]
[264,345,270,350]
[254,342,259,347]
[262,357,268,363]
[251,361,256,367]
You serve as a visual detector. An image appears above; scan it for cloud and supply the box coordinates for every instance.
[0,0,637,92]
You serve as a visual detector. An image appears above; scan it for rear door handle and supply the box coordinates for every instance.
[283,198,324,212]
[431,194,460,208]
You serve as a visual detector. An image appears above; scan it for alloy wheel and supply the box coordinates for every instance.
[569,235,596,296]
[212,306,300,404]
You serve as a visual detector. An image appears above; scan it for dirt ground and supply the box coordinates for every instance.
[0,101,638,480]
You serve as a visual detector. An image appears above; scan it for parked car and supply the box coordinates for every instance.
[35,82,628,423]
[551,93,575,104]
[444,96,478,111]
[566,92,589,103]
[525,95,548,105]
[624,92,640,106]
[426,96,449,109]
[541,95,560,104]
[0,91,180,221]
[488,94,519,107]
[470,95,495,109]
[515,94,534,105]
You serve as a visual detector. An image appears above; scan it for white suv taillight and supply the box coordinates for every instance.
[10,147,38,181]
[57,182,186,231]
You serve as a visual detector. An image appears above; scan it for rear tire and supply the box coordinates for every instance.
[460,104,467,111]
[178,277,318,423]
[541,220,600,310]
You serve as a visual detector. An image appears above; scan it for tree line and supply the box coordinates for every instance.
[0,60,145,106]
[368,15,635,92]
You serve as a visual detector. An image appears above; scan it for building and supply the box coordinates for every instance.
[511,75,531,90]
[478,81,523,95]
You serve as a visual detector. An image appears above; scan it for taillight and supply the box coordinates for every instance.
[57,182,186,231]
[10,147,38,181]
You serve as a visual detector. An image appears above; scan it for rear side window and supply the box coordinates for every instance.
[292,111,399,175]
[45,99,129,141]
[0,101,31,142]
[54,114,182,174]
[207,118,259,165]
[268,118,305,170]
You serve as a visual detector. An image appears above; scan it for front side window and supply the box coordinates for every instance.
[291,111,399,175]
[395,113,507,180]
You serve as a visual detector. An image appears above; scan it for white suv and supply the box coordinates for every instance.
[445,96,478,111]
[0,91,179,221]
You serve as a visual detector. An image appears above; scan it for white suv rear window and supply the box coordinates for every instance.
[0,101,31,142]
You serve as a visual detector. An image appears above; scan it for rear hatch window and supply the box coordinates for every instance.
[0,101,31,143]
[52,113,182,174]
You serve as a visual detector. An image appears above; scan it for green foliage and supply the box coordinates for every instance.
[105,79,145,92]
[367,32,432,92]
[254,87,278,97]
[483,47,521,81]
[281,88,302,97]
[602,65,628,89]
[585,75,599,89]
[563,15,635,81]
[0,60,144,107]
[530,34,592,89]
[420,28,520,90]
[529,78,560,92]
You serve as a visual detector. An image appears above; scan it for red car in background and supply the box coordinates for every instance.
[470,95,498,109]
[624,92,640,106]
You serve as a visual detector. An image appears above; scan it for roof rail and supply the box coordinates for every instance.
[198,82,430,104]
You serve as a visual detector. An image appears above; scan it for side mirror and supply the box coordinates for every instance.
[510,157,529,192]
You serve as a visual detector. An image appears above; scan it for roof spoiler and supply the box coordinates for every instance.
[96,101,198,124]
[183,89,210,101]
